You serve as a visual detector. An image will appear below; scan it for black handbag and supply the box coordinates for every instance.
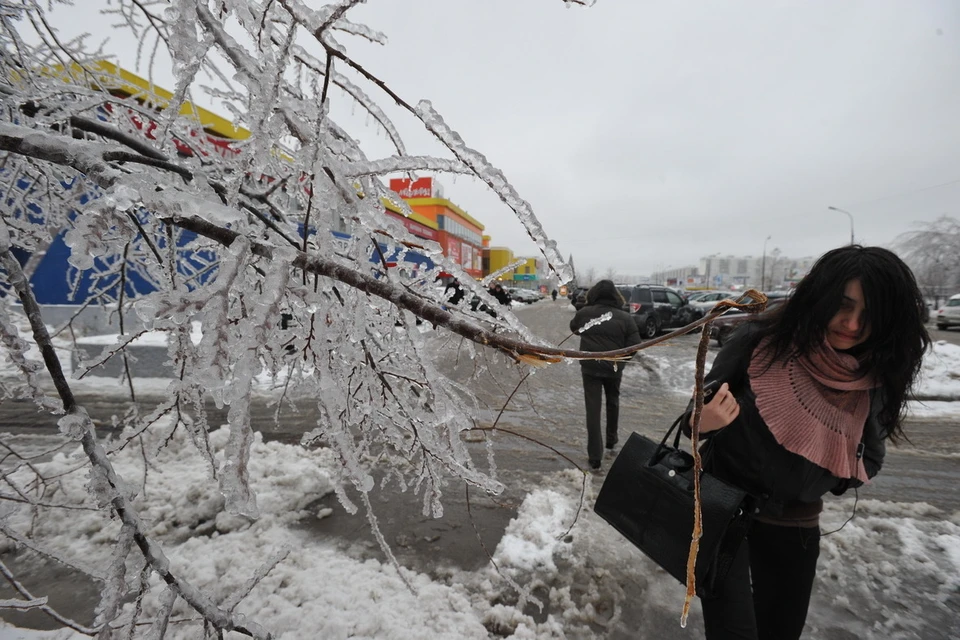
[594,415,754,598]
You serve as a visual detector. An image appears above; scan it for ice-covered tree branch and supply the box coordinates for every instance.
[1,117,762,362]
[0,222,271,639]
[0,558,98,634]
[0,1,615,635]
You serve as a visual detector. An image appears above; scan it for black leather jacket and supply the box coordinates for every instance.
[683,323,887,516]
[569,287,641,378]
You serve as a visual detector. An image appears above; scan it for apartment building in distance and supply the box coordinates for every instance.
[651,254,817,290]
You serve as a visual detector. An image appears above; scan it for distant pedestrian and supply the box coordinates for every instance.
[569,280,641,470]
[551,289,558,301]
[490,283,511,306]
[444,278,465,306]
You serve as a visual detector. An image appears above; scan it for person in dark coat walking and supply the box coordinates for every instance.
[569,280,641,469]
[490,283,512,306]
[443,278,465,306]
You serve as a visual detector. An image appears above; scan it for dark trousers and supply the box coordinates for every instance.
[701,521,821,640]
[581,372,622,464]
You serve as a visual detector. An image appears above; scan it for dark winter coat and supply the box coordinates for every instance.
[445,281,465,306]
[491,286,511,305]
[683,323,887,517]
[569,282,642,378]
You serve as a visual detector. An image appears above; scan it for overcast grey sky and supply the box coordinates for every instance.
[46,1,960,277]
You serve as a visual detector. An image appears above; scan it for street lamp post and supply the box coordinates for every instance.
[761,235,771,291]
[828,206,855,245]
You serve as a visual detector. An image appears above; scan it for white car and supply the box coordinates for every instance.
[935,294,960,330]
[509,288,541,303]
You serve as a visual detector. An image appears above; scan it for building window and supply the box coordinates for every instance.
[437,216,482,246]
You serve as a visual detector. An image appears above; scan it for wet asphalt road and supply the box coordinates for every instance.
[2,301,959,560]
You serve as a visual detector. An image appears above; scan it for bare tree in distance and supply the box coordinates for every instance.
[893,215,960,307]
[566,252,577,286]
[581,267,598,287]
[763,247,783,291]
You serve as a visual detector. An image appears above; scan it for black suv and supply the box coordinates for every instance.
[621,285,701,338]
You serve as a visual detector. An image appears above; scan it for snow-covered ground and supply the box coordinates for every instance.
[1,322,959,639]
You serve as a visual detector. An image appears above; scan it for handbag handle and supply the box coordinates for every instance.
[648,414,688,466]
[654,379,727,463]
[664,414,685,449]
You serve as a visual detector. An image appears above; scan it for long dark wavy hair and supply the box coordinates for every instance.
[752,245,930,441]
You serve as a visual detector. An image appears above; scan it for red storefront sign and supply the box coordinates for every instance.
[389,177,434,199]
[385,210,437,241]
[446,236,461,264]
[102,103,238,159]
[435,233,480,276]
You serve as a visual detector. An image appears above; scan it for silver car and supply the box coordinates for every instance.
[689,291,738,314]
[936,294,960,330]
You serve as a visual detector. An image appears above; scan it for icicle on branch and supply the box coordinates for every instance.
[1,117,767,364]
[0,220,272,640]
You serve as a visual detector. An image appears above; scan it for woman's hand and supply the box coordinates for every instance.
[689,382,740,433]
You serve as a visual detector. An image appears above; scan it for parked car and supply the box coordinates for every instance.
[620,285,702,339]
[684,291,714,303]
[508,288,541,304]
[708,293,790,346]
[935,294,960,330]
[689,291,738,314]
[616,284,635,306]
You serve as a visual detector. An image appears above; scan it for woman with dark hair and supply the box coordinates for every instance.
[687,245,930,640]
[570,280,641,470]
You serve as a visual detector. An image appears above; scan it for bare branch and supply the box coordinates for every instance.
[0,558,100,634]
[0,224,271,639]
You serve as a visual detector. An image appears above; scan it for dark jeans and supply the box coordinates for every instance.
[581,372,622,464]
[701,521,821,640]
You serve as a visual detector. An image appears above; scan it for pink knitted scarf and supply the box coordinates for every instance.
[748,337,877,482]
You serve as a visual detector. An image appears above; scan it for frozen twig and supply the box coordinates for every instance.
[0,558,100,634]
[0,224,272,639]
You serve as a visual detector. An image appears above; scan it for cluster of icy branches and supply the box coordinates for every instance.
[0,0,597,635]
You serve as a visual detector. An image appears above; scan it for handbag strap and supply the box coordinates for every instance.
[652,414,687,463]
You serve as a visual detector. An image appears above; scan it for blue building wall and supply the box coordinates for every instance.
[4,172,433,307]
[12,224,433,306]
